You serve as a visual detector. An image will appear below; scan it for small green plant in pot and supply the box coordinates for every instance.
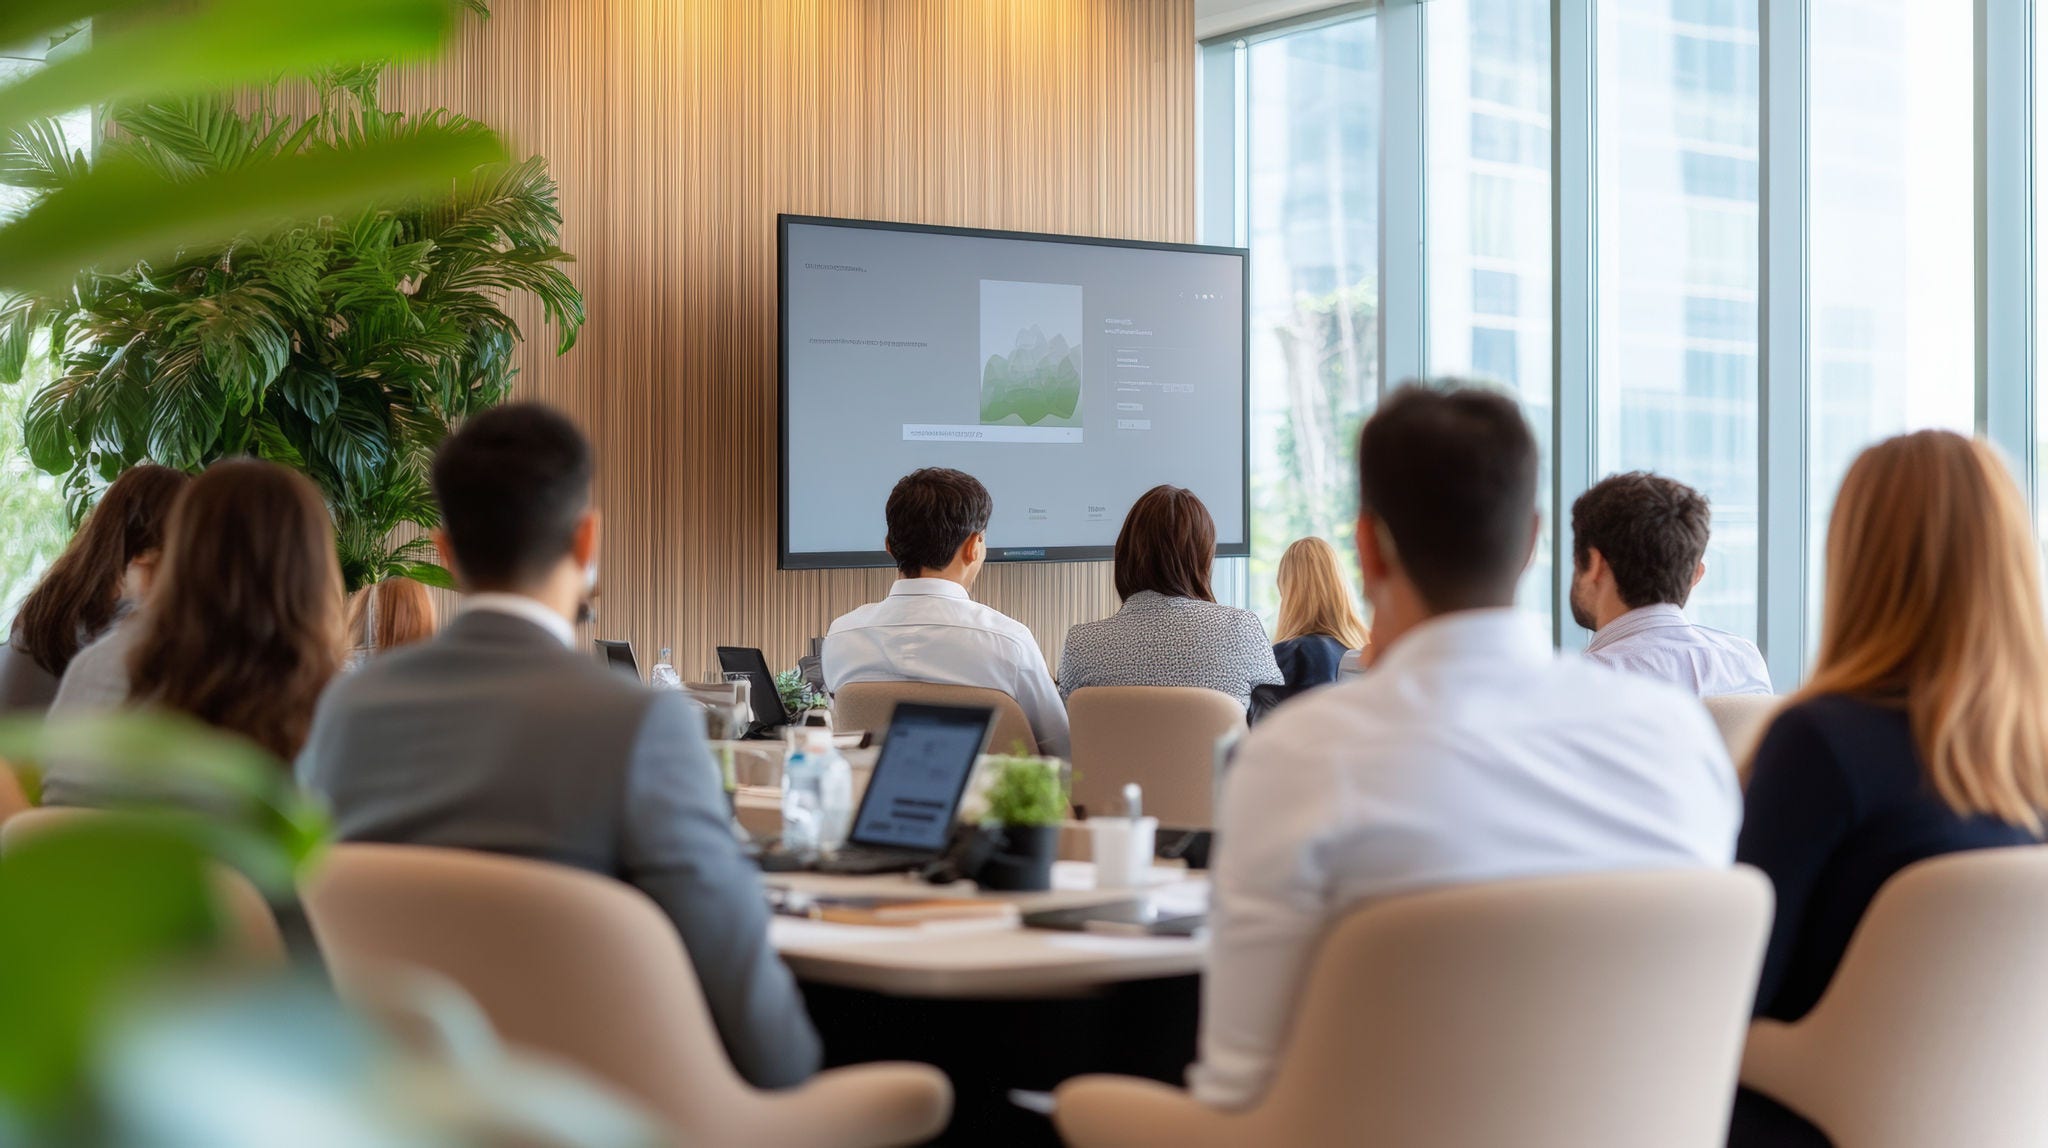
[977,752,1068,892]
[775,668,825,719]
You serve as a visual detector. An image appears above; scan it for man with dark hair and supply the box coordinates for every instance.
[822,468,1068,756]
[1570,471,1772,696]
[298,403,821,1089]
[1189,383,1739,1110]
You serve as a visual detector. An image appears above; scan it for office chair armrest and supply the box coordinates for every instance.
[754,1062,953,1148]
[1053,1074,1246,1148]
[1738,1018,1807,1106]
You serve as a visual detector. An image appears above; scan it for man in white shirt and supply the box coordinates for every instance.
[1570,471,1773,696]
[823,467,1069,757]
[1189,385,1741,1110]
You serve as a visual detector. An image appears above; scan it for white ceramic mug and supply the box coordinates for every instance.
[1089,816,1158,889]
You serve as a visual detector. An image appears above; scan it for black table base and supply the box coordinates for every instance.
[801,974,1201,1146]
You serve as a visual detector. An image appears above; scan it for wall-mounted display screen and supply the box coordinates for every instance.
[779,215,1249,569]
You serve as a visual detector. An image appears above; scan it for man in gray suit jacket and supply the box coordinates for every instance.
[297,404,821,1089]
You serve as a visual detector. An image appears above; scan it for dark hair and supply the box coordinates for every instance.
[1114,485,1216,602]
[432,403,594,591]
[14,464,190,675]
[884,468,992,578]
[1571,471,1711,609]
[1357,382,1539,612]
[129,459,345,761]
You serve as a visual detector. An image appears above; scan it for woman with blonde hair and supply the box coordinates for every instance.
[346,575,439,661]
[1731,431,2048,1146]
[1254,536,1369,717]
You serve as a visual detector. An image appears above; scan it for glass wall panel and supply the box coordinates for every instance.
[1594,0,1761,641]
[1243,16,1379,621]
[1807,0,1974,641]
[1425,0,1554,627]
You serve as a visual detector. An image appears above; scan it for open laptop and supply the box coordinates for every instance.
[595,639,639,681]
[810,702,994,875]
[715,646,793,738]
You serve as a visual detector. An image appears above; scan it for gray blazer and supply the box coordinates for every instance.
[296,609,822,1088]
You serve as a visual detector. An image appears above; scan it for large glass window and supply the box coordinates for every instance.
[0,40,90,616]
[1594,0,1761,641]
[1242,16,1379,620]
[1807,0,1974,635]
[1425,0,1553,626]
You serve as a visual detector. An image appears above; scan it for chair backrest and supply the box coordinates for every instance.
[1,806,286,968]
[1067,686,1246,826]
[832,681,1036,755]
[302,843,762,1138]
[1741,847,2048,1148]
[1252,867,1772,1147]
[1701,693,1779,772]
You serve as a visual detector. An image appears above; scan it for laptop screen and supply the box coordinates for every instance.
[715,646,792,727]
[848,703,993,852]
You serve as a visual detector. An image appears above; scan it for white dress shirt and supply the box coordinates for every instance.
[1585,602,1773,697]
[461,593,576,650]
[823,578,1069,758]
[1189,608,1741,1110]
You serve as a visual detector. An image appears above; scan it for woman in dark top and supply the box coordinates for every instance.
[0,464,189,715]
[1730,431,2048,1148]
[1253,536,1368,719]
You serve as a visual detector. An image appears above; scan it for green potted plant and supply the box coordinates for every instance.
[976,752,1068,892]
[774,667,825,719]
[0,4,583,590]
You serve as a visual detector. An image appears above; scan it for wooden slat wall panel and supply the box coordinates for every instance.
[379,0,1195,676]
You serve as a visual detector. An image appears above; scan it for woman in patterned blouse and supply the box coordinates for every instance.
[1057,485,1282,709]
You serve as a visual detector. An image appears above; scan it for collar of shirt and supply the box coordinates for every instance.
[461,593,576,649]
[1372,607,1551,679]
[1586,603,1690,654]
[887,577,972,602]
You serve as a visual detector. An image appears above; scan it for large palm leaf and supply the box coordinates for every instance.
[0,33,584,591]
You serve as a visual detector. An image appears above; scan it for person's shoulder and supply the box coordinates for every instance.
[1552,654,1720,728]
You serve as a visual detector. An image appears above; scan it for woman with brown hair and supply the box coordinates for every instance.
[130,459,345,762]
[1057,484,1281,709]
[0,464,191,715]
[345,575,440,663]
[1731,431,2048,1146]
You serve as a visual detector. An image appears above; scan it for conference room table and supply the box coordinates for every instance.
[716,742,1209,1145]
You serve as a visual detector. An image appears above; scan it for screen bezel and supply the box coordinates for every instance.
[847,702,995,852]
[777,213,1253,572]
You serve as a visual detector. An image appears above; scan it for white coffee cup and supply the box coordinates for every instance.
[1090,816,1158,889]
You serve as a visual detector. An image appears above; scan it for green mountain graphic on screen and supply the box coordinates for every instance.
[981,325,1082,426]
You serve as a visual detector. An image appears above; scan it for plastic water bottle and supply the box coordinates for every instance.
[649,647,682,690]
[814,730,853,852]
[781,732,825,856]
[782,727,853,856]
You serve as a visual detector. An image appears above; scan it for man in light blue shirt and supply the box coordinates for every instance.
[1570,471,1773,697]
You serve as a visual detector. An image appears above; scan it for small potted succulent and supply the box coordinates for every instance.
[976,753,1068,892]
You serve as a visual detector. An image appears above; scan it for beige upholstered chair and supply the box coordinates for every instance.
[1742,847,2048,1148]
[1055,867,1774,1148]
[1702,694,1780,775]
[304,843,952,1148]
[1,806,287,968]
[1066,686,1245,826]
[832,681,1037,754]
